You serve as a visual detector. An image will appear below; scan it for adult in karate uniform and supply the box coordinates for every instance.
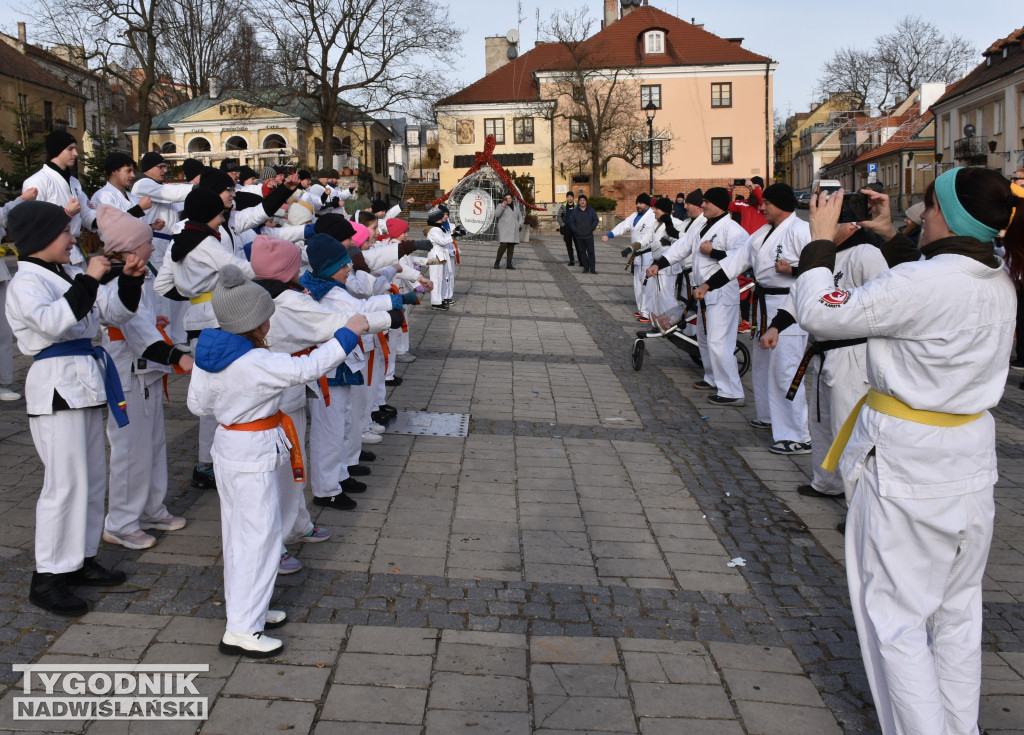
[791,168,1020,735]
[648,197,686,316]
[696,184,812,450]
[6,201,146,615]
[685,187,748,405]
[602,193,657,321]
[22,131,94,265]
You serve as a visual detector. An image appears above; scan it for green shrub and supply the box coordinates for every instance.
[587,195,617,212]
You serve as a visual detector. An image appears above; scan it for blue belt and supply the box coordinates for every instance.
[153,232,173,241]
[34,338,129,427]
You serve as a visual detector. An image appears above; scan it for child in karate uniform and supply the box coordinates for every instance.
[95,205,194,550]
[7,201,146,615]
[187,265,369,657]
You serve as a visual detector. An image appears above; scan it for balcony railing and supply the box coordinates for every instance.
[953,136,987,164]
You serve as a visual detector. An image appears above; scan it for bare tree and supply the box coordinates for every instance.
[536,8,666,194]
[157,0,235,97]
[33,0,163,153]
[256,0,462,167]
[219,17,287,91]
[816,16,975,112]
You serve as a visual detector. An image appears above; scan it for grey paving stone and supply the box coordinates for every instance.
[48,624,157,659]
[709,642,805,674]
[321,684,427,725]
[640,718,744,735]
[201,698,317,735]
[424,709,531,735]
[533,695,637,732]
[315,723,421,735]
[435,642,527,677]
[630,682,735,719]
[721,667,828,707]
[428,672,529,712]
[531,636,618,665]
[222,661,331,700]
[345,625,438,655]
[733,700,844,735]
[335,652,433,688]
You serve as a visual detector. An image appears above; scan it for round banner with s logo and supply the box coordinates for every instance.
[458,188,494,235]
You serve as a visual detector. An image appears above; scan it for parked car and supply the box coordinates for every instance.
[794,190,812,209]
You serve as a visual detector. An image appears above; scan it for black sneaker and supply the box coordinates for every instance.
[506,264,516,270]
[385,376,403,386]
[313,493,358,511]
[797,484,842,500]
[29,572,88,617]
[359,450,376,462]
[191,464,216,489]
[378,404,398,417]
[707,395,746,407]
[431,303,449,311]
[693,380,715,391]
[370,410,393,426]
[348,464,371,477]
[340,477,367,494]
[837,521,847,535]
[66,557,127,587]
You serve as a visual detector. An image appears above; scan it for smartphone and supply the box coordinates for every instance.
[814,179,867,223]
[732,178,746,186]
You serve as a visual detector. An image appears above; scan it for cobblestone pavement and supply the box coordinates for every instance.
[0,236,1021,734]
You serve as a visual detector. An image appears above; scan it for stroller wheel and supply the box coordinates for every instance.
[735,340,751,377]
[631,339,645,371]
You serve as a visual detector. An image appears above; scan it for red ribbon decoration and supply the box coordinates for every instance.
[431,134,545,212]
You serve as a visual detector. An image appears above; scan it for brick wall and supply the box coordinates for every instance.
[603,178,757,218]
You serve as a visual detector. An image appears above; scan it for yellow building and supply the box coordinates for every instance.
[0,38,86,177]
[436,4,777,216]
[774,93,861,189]
[124,86,396,196]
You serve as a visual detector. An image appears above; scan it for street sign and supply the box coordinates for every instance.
[867,162,878,184]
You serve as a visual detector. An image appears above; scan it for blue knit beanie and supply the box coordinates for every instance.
[306,233,352,278]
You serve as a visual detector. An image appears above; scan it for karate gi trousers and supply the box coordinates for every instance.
[696,300,743,399]
[808,349,869,499]
[631,257,653,316]
[191,334,216,465]
[278,405,314,543]
[105,376,171,536]
[348,382,375,464]
[751,331,810,443]
[308,386,351,498]
[847,454,993,735]
[429,262,448,306]
[30,407,106,573]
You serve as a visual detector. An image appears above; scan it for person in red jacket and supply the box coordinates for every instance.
[729,176,767,235]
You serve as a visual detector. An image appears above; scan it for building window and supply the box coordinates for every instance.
[569,119,590,142]
[711,137,733,164]
[641,140,663,166]
[17,93,27,111]
[644,30,665,54]
[994,100,1003,135]
[44,101,53,131]
[90,115,97,135]
[407,129,419,146]
[641,85,661,109]
[571,84,584,102]
[374,139,383,174]
[66,105,75,128]
[513,117,534,144]
[711,83,732,108]
[484,118,505,144]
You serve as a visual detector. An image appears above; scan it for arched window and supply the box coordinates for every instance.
[263,133,287,150]
[187,136,211,153]
[160,141,177,154]
[225,135,248,151]
[340,136,352,155]
[644,30,665,54]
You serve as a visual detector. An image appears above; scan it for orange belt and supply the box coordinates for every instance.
[292,347,330,407]
[390,285,414,322]
[380,331,390,373]
[222,410,304,482]
[453,239,461,264]
[108,325,184,404]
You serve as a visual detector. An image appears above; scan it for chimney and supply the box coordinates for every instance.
[604,0,617,27]
[621,0,647,18]
[485,36,512,76]
[209,75,222,99]
[725,38,744,46]
[17,22,26,45]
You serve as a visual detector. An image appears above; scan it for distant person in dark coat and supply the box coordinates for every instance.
[568,194,599,274]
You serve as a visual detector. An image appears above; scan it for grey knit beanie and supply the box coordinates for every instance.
[260,166,277,180]
[212,265,275,334]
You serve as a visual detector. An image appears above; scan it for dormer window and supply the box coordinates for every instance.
[645,30,665,54]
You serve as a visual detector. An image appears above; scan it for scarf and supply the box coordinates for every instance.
[921,235,999,269]
[170,222,221,263]
[298,271,344,301]
[46,161,71,185]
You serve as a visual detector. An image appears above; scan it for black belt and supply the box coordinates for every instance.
[186,329,203,343]
[787,338,868,420]
[751,284,791,336]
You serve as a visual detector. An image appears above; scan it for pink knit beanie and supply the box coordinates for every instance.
[96,204,152,253]
[350,221,370,248]
[251,235,302,283]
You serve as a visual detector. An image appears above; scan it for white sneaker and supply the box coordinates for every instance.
[102,529,157,550]
[0,388,20,401]
[368,421,386,434]
[139,514,187,531]
[362,431,383,444]
[265,610,287,629]
[219,630,282,658]
[396,353,416,363]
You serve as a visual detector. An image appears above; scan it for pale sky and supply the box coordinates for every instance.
[0,0,1010,118]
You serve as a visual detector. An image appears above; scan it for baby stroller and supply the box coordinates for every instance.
[631,279,753,375]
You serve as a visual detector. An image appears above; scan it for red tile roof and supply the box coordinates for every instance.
[439,6,771,106]
[932,27,1024,109]
[852,112,934,163]
[0,40,86,98]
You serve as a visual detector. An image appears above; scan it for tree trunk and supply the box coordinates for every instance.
[321,119,335,171]
[136,78,155,155]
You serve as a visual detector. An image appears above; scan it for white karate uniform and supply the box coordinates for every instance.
[102,278,173,537]
[650,216,686,316]
[716,214,810,441]
[7,260,137,573]
[22,166,94,264]
[426,227,452,307]
[608,208,657,316]
[689,215,747,398]
[187,336,351,634]
[792,248,1015,735]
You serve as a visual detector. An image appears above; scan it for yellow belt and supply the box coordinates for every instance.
[822,388,984,472]
[189,291,213,305]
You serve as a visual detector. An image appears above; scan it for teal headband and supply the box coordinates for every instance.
[934,167,999,242]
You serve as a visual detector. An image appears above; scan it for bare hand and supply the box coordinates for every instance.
[406,197,415,204]
[283,174,300,190]
[775,260,793,275]
[65,198,82,216]
[809,189,842,242]
[345,314,369,335]
[85,255,111,281]
[152,219,165,231]
[699,241,713,255]
[645,265,660,278]
[155,316,170,329]
[123,252,147,276]
[601,235,609,243]
[138,196,153,211]
[692,284,709,300]
[759,327,779,350]
[418,276,433,289]
[858,188,897,240]
[20,187,38,201]
[177,354,194,373]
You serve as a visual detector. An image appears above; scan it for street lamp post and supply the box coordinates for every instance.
[644,100,657,196]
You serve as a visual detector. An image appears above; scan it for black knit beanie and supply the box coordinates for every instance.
[45,130,77,160]
[703,187,730,212]
[182,159,204,180]
[104,152,135,176]
[635,192,651,206]
[653,197,673,214]
[198,168,234,194]
[685,189,704,206]
[184,188,227,224]
[139,151,165,172]
[761,183,797,213]
[9,201,71,257]
[315,213,357,243]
